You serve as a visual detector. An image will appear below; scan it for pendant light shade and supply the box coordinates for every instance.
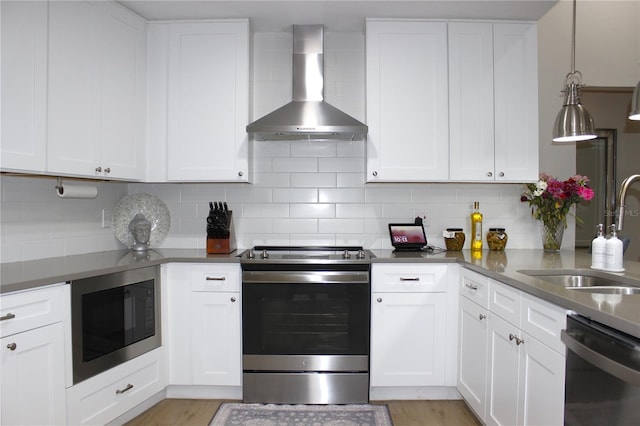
[552,82,596,142]
[629,80,640,120]
[552,0,597,143]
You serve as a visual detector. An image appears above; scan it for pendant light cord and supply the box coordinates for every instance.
[571,0,576,75]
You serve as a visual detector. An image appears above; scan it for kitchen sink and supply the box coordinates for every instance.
[518,269,640,295]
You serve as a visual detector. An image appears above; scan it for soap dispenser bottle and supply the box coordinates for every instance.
[591,224,606,270]
[604,224,624,271]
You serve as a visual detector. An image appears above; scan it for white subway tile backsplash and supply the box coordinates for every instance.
[319,188,365,204]
[366,187,412,203]
[272,157,318,173]
[242,203,289,218]
[290,173,336,188]
[273,218,318,234]
[290,204,336,218]
[319,218,365,234]
[273,188,318,203]
[336,204,382,219]
[319,157,365,173]
[290,143,337,158]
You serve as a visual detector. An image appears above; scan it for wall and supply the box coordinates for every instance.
[2,2,639,264]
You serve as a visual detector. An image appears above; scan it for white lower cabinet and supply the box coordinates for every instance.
[370,264,456,399]
[0,285,67,426]
[458,268,567,426]
[165,263,242,396]
[66,347,166,425]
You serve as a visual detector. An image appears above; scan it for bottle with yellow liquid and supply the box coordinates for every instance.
[471,201,483,251]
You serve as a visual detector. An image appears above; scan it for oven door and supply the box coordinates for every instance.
[242,269,370,358]
[562,314,640,425]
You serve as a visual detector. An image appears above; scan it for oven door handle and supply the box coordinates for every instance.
[561,330,640,386]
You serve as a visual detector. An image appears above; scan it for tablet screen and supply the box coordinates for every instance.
[388,224,427,249]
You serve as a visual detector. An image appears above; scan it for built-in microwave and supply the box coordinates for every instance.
[71,266,161,384]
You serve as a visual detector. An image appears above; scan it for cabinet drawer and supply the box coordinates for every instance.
[520,293,567,355]
[66,347,166,425]
[372,264,448,292]
[0,284,65,338]
[189,264,240,292]
[489,280,522,327]
[459,268,490,308]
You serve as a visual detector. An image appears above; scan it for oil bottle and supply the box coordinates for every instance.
[471,201,483,251]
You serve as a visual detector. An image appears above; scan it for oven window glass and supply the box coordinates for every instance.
[81,280,155,362]
[243,282,370,355]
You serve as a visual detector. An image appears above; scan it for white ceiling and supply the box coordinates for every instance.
[117,0,558,32]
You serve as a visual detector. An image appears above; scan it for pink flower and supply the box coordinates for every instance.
[578,186,594,201]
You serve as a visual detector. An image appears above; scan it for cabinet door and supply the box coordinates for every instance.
[366,20,449,182]
[96,1,146,180]
[517,332,565,426]
[47,1,146,180]
[457,297,489,421]
[370,292,446,387]
[448,23,495,181]
[190,292,242,386]
[493,23,538,182]
[0,0,47,173]
[486,314,521,426]
[47,0,101,177]
[167,21,249,182]
[1,322,66,425]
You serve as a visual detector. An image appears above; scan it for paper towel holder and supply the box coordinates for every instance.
[55,177,99,199]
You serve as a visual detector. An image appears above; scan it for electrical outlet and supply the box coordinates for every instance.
[102,209,112,228]
[415,211,430,227]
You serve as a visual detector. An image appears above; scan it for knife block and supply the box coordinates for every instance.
[206,211,236,254]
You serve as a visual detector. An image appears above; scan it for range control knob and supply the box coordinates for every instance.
[343,250,351,259]
[260,249,269,259]
[247,249,255,259]
[357,250,366,259]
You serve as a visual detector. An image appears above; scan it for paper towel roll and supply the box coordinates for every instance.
[56,183,98,199]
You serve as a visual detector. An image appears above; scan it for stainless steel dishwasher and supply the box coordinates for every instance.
[562,314,640,425]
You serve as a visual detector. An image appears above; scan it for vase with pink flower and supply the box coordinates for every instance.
[521,173,594,251]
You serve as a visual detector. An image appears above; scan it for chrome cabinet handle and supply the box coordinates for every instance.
[206,276,226,281]
[465,282,478,291]
[104,167,110,174]
[238,171,244,177]
[479,314,486,320]
[487,171,493,177]
[377,297,382,303]
[400,277,420,281]
[509,333,516,341]
[373,171,378,177]
[230,297,237,302]
[499,172,504,177]
[95,166,102,173]
[515,336,525,345]
[0,313,16,321]
[6,343,16,351]
[116,383,133,394]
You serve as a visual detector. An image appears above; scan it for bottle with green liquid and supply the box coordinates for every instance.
[471,201,483,251]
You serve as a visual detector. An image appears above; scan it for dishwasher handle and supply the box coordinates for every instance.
[561,329,640,386]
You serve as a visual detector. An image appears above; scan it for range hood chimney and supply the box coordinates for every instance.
[246,25,368,141]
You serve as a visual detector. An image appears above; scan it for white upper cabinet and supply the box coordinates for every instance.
[450,22,538,182]
[493,23,538,182]
[147,20,249,182]
[448,23,495,181]
[0,1,48,173]
[366,20,449,182]
[47,0,147,180]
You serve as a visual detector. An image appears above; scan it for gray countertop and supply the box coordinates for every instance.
[2,248,639,339]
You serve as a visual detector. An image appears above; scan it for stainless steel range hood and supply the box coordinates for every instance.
[246,25,367,141]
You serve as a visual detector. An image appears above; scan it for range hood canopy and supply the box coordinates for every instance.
[246,25,368,141]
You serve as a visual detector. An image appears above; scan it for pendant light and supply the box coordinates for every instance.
[552,0,597,142]
[629,80,640,120]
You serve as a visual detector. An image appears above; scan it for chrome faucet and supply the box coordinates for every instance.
[617,174,640,230]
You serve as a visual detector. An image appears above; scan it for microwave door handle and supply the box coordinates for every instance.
[561,330,640,386]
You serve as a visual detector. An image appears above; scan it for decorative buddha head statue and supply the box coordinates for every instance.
[129,213,152,252]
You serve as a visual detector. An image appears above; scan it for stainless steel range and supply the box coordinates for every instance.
[239,246,374,404]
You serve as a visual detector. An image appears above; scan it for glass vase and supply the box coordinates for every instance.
[541,219,565,251]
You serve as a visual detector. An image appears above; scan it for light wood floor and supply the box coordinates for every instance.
[125,399,481,426]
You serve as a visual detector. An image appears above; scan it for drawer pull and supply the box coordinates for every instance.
[0,313,16,321]
[206,276,226,281]
[116,383,134,394]
[377,297,383,303]
[400,277,420,281]
[230,297,237,302]
[509,333,516,341]
[479,314,486,320]
[6,343,17,351]
[465,282,478,291]
[515,336,525,345]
